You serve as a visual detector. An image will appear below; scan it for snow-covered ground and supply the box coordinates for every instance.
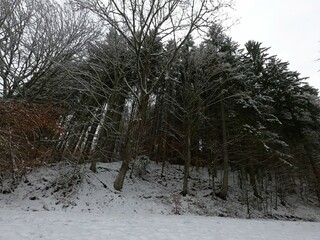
[0,210,319,240]
[0,161,319,239]
[1,161,319,220]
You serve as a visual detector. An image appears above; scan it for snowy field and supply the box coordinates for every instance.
[0,210,319,240]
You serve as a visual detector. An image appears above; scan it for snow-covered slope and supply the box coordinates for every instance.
[1,161,319,221]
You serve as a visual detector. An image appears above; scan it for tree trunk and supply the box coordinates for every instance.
[84,119,99,157]
[182,124,191,196]
[304,144,320,204]
[85,119,100,172]
[113,92,149,191]
[217,100,229,200]
[105,94,126,161]
[113,138,132,190]
[248,164,262,199]
[161,133,167,176]
[210,156,217,195]
[95,98,117,161]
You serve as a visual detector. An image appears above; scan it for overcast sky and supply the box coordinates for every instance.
[228,0,320,90]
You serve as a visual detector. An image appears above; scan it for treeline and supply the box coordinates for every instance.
[1,0,320,204]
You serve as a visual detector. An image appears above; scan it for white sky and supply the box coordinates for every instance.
[229,0,320,90]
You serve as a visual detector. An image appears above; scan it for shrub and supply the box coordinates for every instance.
[0,100,64,178]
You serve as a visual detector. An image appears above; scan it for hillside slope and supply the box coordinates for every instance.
[1,161,319,221]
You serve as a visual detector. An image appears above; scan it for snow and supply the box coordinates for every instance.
[1,161,320,239]
[1,161,319,220]
[0,210,319,240]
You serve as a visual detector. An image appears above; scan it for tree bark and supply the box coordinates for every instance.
[182,124,191,196]
[105,94,126,160]
[113,92,149,191]
[217,100,229,200]
[304,144,320,204]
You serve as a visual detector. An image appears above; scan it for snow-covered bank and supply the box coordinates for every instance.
[0,210,319,240]
[1,161,319,221]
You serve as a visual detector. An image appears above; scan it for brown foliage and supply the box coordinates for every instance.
[0,101,64,175]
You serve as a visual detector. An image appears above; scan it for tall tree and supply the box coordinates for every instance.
[73,0,233,191]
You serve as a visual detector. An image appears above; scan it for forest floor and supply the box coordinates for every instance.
[1,160,319,221]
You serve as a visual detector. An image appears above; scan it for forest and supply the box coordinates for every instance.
[1,0,320,208]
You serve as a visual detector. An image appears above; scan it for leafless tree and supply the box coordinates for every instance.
[0,0,100,100]
[72,0,233,191]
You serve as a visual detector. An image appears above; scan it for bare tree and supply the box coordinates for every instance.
[0,0,99,100]
[73,0,233,191]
